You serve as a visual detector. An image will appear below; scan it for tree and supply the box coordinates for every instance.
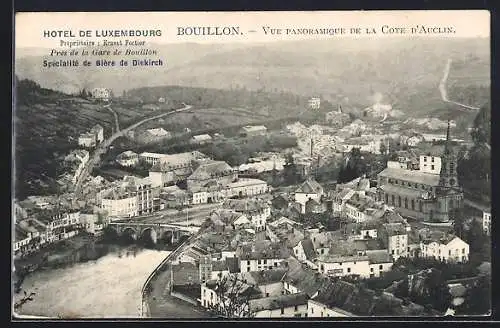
[466,219,488,258]
[207,275,257,318]
[450,208,466,240]
[461,274,491,315]
[14,290,36,311]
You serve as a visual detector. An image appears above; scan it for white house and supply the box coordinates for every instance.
[139,152,169,166]
[483,209,491,235]
[78,132,97,148]
[101,193,138,217]
[420,235,469,263]
[293,238,318,269]
[191,134,213,145]
[317,249,392,279]
[249,293,309,318]
[116,151,139,167]
[91,88,111,101]
[419,155,441,175]
[294,178,324,214]
[308,97,321,109]
[378,223,408,261]
[200,277,260,314]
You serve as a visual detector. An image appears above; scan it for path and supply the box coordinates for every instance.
[439,58,480,111]
[104,103,120,133]
[73,103,192,204]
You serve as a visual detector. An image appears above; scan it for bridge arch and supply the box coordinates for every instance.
[139,227,158,245]
[121,227,138,241]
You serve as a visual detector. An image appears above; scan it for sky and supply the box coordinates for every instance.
[15,10,490,49]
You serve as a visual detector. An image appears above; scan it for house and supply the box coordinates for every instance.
[223,199,271,231]
[268,217,302,230]
[343,194,386,223]
[238,242,290,273]
[419,154,442,175]
[139,152,169,166]
[281,257,331,297]
[420,234,469,263]
[294,178,324,214]
[249,292,309,318]
[191,134,213,145]
[91,87,111,101]
[271,194,289,211]
[305,198,326,214]
[240,125,268,137]
[91,124,104,143]
[177,245,211,265]
[308,97,321,109]
[146,128,172,139]
[225,178,268,198]
[342,137,381,154]
[159,185,190,209]
[100,176,155,217]
[78,132,97,148]
[293,238,318,269]
[240,269,287,297]
[483,209,491,235]
[209,209,251,231]
[187,161,236,192]
[200,276,261,313]
[378,223,408,261]
[308,280,428,317]
[149,151,207,187]
[116,151,139,167]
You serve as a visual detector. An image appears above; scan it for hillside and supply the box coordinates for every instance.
[15,38,490,119]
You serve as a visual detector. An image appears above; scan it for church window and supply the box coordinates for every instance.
[411,199,415,210]
[391,195,395,205]
[404,198,408,208]
[398,196,401,207]
[419,202,423,212]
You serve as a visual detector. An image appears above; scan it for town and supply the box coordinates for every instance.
[13,84,491,318]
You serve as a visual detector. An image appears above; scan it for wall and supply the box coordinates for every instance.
[308,300,352,317]
[295,193,321,213]
[253,304,308,318]
[240,258,284,273]
[318,259,371,278]
[258,282,284,298]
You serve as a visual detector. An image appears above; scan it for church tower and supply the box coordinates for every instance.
[434,120,463,222]
[438,120,459,190]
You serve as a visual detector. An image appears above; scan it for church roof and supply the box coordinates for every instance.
[378,168,440,186]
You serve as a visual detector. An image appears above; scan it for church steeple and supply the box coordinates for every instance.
[438,119,458,191]
[444,119,451,154]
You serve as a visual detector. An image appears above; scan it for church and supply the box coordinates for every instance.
[376,121,463,222]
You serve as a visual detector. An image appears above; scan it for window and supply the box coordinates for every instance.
[431,165,435,170]
[247,260,250,265]
[385,194,389,203]
[424,157,427,162]
[347,268,351,273]
[266,293,269,297]
[407,247,410,252]
[258,260,261,264]
[398,196,402,207]
[392,250,395,255]
[370,268,374,272]
[320,264,324,272]
[449,250,451,256]
[281,307,285,315]
[411,199,415,210]
[391,195,395,205]
[379,265,383,270]
[311,308,314,314]
[294,305,298,311]
[404,198,408,208]
[431,157,434,163]
[462,248,465,254]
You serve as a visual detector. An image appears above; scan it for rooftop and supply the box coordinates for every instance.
[188,161,234,181]
[249,292,308,312]
[244,268,287,285]
[378,167,440,187]
[223,198,269,213]
[295,178,323,194]
[241,125,268,133]
[282,257,332,297]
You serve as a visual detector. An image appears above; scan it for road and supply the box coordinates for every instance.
[145,228,210,318]
[104,103,120,133]
[73,103,193,204]
[439,58,480,111]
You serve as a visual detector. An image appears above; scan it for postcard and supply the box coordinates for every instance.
[12,10,491,319]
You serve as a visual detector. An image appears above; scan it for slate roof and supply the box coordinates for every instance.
[366,250,392,264]
[249,292,308,312]
[301,238,317,261]
[378,168,440,187]
[188,161,233,181]
[246,268,288,285]
[295,179,323,194]
[282,257,332,297]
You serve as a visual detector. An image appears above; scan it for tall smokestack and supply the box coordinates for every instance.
[310,138,314,158]
[338,104,342,114]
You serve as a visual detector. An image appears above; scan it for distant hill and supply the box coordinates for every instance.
[15,38,490,119]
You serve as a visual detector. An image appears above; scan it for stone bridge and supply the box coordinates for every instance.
[107,222,198,244]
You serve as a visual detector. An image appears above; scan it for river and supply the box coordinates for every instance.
[13,247,170,318]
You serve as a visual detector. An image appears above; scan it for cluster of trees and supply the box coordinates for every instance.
[457,104,491,202]
[337,148,369,183]
[450,208,491,263]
